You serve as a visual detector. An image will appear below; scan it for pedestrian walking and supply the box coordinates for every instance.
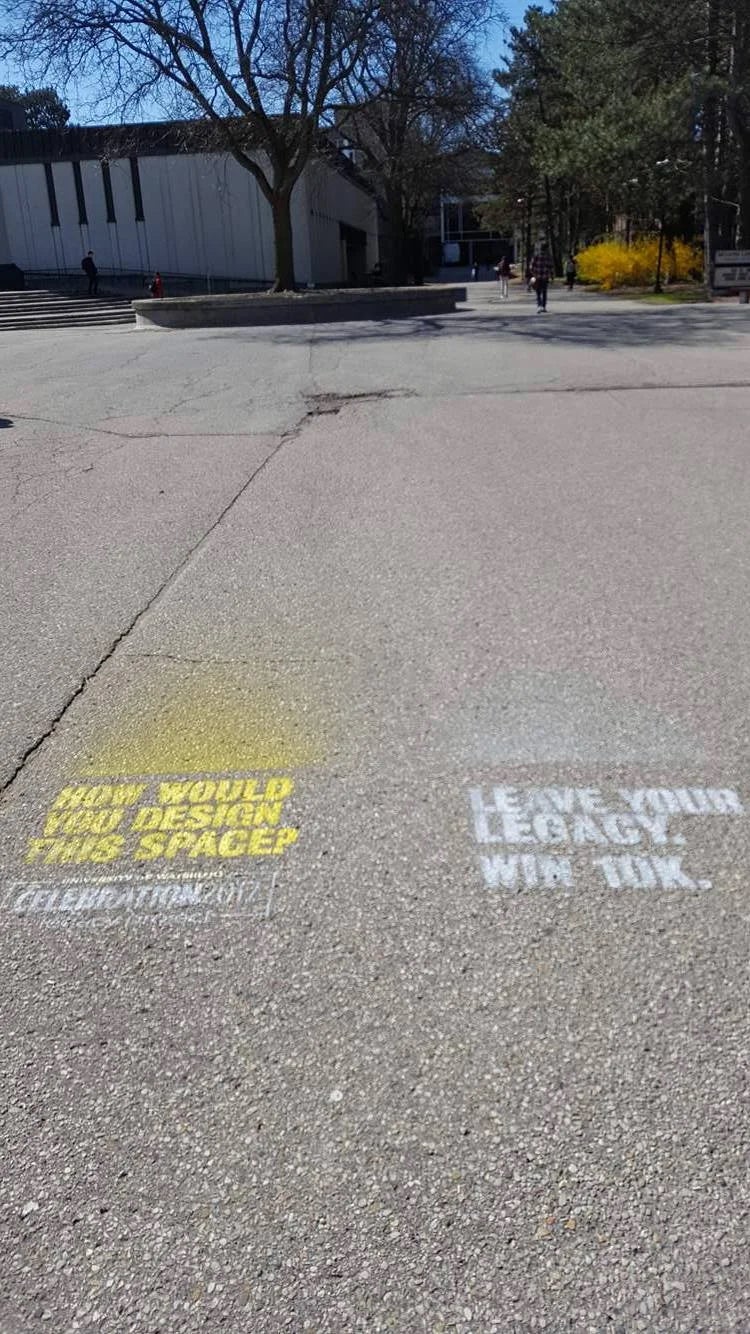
[495,255,511,299]
[565,253,577,291]
[471,260,479,282]
[149,271,164,298]
[81,251,98,297]
[530,244,555,312]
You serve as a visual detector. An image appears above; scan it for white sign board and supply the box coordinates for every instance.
[716,250,750,265]
[714,264,750,289]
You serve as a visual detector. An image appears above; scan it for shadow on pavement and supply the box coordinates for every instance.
[0,417,13,428]
[215,304,750,351]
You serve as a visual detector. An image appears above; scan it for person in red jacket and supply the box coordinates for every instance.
[149,271,164,298]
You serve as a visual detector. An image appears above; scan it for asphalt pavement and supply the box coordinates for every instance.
[1,282,749,1332]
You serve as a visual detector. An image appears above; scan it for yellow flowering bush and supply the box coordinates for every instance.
[576,237,703,289]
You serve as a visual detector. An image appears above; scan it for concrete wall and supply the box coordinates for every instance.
[303,160,379,284]
[0,148,377,286]
[0,164,10,263]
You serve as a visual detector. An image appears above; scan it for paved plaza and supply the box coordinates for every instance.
[1,282,750,1330]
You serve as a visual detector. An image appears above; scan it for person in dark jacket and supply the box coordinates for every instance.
[81,251,98,296]
[530,244,555,311]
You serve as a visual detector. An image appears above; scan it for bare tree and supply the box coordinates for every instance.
[1,0,376,288]
[338,0,499,282]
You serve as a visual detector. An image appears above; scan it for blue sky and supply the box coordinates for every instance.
[485,0,552,68]
[0,0,547,123]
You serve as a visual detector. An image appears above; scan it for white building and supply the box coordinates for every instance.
[0,121,379,288]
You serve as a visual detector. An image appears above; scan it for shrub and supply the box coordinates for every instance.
[576,237,703,290]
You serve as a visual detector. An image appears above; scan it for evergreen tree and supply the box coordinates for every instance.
[0,83,70,128]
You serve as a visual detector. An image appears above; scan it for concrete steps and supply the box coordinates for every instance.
[0,288,135,330]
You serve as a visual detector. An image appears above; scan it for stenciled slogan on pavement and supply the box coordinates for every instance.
[24,774,298,867]
[2,774,301,919]
[468,783,745,892]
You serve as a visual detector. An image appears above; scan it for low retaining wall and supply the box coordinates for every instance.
[132,285,467,330]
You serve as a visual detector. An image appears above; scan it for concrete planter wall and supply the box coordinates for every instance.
[132,285,467,329]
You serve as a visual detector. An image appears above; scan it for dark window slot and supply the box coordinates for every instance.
[72,160,87,224]
[129,156,145,221]
[102,160,116,222]
[43,162,60,227]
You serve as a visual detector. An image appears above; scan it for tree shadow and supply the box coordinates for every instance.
[208,302,750,352]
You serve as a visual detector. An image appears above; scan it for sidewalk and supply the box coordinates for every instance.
[459,278,715,316]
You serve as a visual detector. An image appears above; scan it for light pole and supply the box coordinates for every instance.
[624,179,639,247]
[653,159,670,294]
[652,158,688,294]
[517,195,532,278]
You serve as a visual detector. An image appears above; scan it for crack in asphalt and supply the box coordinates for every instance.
[119,651,352,667]
[4,378,750,453]
[161,365,229,417]
[3,424,187,524]
[481,379,750,395]
[3,360,749,792]
[304,389,414,416]
[0,415,306,799]
[0,411,289,441]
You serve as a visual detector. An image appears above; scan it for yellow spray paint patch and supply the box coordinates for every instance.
[17,668,319,877]
[76,666,325,777]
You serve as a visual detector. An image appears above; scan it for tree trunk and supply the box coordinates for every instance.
[385,187,410,285]
[732,1,750,243]
[654,217,666,293]
[557,187,566,265]
[739,131,750,245]
[270,189,296,292]
[543,173,560,273]
[703,0,721,295]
